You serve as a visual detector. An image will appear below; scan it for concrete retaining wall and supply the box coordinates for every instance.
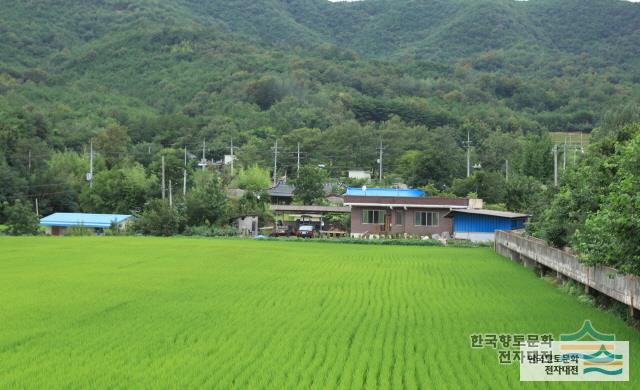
[495,230,640,311]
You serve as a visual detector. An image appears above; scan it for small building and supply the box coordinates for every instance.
[343,188,471,238]
[267,182,296,205]
[234,215,259,236]
[40,213,132,236]
[348,169,371,180]
[445,209,529,242]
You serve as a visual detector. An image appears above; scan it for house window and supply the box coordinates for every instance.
[395,211,403,225]
[415,211,439,227]
[362,210,384,224]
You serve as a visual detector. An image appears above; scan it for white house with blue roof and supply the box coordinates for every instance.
[40,213,133,236]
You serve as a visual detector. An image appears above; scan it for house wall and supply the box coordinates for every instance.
[350,206,453,237]
[45,224,128,236]
[236,216,259,236]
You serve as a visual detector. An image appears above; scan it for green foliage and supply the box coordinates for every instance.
[2,200,39,235]
[64,225,93,236]
[291,165,327,205]
[1,0,639,251]
[94,123,131,168]
[452,171,506,205]
[574,124,640,275]
[235,165,271,193]
[185,171,228,227]
[410,126,464,187]
[183,225,239,237]
[133,199,185,236]
[245,76,290,110]
[80,163,157,214]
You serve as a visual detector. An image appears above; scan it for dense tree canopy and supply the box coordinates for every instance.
[1,0,639,276]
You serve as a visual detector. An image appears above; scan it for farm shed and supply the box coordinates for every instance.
[234,215,259,237]
[40,213,132,236]
[445,209,529,242]
[270,204,351,234]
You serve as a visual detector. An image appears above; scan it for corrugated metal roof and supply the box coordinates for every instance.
[345,187,425,197]
[445,209,529,219]
[40,213,132,228]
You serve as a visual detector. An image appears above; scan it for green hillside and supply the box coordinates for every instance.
[1,0,639,217]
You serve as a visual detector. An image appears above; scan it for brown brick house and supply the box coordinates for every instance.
[344,194,472,238]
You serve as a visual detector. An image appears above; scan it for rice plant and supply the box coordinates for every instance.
[0,237,637,388]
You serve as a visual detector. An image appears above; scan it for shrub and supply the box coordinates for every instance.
[65,225,93,236]
[183,225,239,237]
[2,200,40,236]
[133,199,186,236]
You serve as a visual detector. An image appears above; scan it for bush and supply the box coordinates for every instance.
[65,225,93,236]
[183,225,239,237]
[2,200,40,236]
[133,199,186,236]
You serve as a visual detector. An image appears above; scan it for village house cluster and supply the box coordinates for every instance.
[40,181,528,241]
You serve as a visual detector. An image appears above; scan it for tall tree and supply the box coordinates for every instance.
[291,165,327,205]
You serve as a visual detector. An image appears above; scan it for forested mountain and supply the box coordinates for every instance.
[1,0,639,219]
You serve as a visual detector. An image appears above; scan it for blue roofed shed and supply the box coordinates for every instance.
[40,213,132,236]
[445,209,529,242]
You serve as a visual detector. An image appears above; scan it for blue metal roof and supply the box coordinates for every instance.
[345,187,425,197]
[40,213,132,229]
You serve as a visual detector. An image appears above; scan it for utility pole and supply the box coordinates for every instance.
[272,140,279,186]
[464,130,472,177]
[230,139,235,177]
[505,160,509,182]
[28,150,31,175]
[89,140,94,189]
[161,155,166,200]
[377,140,384,182]
[169,180,173,208]
[201,140,207,171]
[183,146,187,197]
[35,198,39,217]
[296,142,301,178]
[563,138,567,172]
[553,145,558,187]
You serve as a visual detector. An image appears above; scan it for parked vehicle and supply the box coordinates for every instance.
[271,221,292,237]
[296,225,316,238]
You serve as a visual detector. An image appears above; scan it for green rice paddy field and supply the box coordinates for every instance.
[0,237,638,389]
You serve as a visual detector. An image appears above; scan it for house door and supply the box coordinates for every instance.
[384,212,392,233]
